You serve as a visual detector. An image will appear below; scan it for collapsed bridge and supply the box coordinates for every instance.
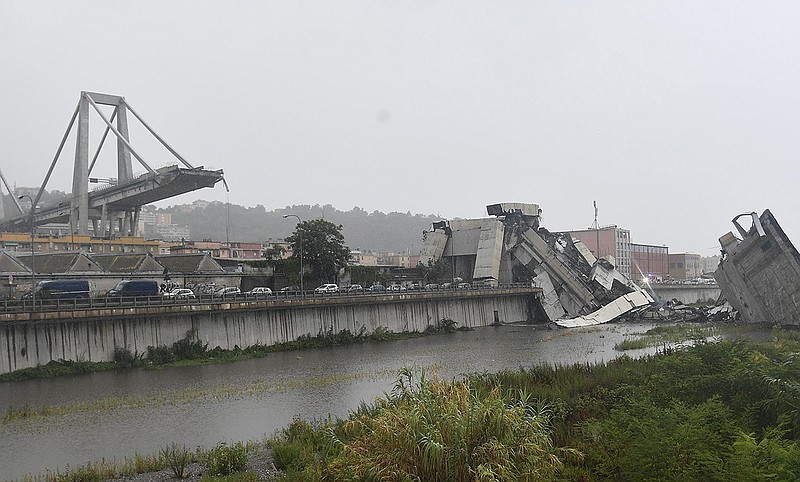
[419,202,654,327]
[0,91,225,237]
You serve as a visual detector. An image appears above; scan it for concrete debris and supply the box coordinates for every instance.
[715,210,800,324]
[556,291,655,328]
[420,203,655,327]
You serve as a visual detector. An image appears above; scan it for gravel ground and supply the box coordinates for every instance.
[111,446,282,481]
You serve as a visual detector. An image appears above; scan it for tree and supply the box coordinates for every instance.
[419,258,451,284]
[286,219,350,285]
[263,244,285,261]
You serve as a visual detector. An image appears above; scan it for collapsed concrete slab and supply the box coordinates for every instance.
[715,210,800,324]
[555,291,655,328]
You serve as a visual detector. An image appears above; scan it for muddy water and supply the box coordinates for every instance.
[1,322,660,479]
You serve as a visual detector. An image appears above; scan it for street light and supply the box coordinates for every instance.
[18,195,36,308]
[283,214,304,296]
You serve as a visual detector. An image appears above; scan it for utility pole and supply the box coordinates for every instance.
[591,201,600,259]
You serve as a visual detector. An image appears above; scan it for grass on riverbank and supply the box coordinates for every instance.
[266,328,800,480]
[614,322,768,351]
[0,318,468,383]
[614,323,717,350]
[14,440,273,482]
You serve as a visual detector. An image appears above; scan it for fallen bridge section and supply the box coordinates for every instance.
[715,210,800,324]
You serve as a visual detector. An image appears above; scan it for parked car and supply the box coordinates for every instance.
[347,284,365,293]
[388,284,405,292]
[407,283,422,291]
[163,288,196,299]
[279,285,300,294]
[424,283,439,290]
[314,283,339,294]
[440,282,453,289]
[214,287,241,297]
[369,284,386,292]
[33,279,93,299]
[456,282,471,290]
[107,279,159,298]
[246,287,273,297]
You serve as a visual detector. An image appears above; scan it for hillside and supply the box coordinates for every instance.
[164,202,442,253]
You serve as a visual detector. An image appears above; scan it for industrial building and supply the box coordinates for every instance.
[631,243,669,283]
[567,226,632,279]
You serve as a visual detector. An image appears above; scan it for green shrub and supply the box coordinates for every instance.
[368,326,392,341]
[160,442,194,478]
[581,397,737,480]
[204,442,248,476]
[728,429,800,481]
[270,370,577,481]
[173,329,208,359]
[146,344,175,364]
[269,417,328,471]
[113,346,143,367]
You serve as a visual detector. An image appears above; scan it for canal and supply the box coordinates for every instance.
[2,322,660,479]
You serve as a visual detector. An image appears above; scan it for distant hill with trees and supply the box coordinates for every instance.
[1,188,445,253]
[164,202,443,253]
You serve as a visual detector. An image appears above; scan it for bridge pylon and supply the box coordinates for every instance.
[1,92,223,237]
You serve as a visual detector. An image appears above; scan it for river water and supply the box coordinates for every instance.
[1,322,662,479]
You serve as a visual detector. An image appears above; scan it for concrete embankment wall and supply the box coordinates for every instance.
[651,284,721,304]
[0,290,536,375]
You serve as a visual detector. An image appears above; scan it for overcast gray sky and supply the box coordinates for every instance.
[2,1,798,256]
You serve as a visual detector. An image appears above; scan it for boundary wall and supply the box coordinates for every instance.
[651,284,721,304]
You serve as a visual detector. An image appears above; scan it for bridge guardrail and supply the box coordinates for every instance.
[0,283,538,314]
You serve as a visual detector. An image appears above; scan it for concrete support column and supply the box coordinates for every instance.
[100,203,108,237]
[72,94,90,235]
[131,206,141,237]
[116,103,133,182]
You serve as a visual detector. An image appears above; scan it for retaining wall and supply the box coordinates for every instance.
[1,289,537,375]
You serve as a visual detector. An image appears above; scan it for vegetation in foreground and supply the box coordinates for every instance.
[0,318,468,384]
[268,329,800,481]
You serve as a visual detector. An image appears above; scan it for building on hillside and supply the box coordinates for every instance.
[377,252,417,268]
[668,253,702,280]
[568,226,632,279]
[168,240,261,260]
[170,240,228,257]
[264,240,292,260]
[227,242,262,259]
[153,224,191,241]
[630,243,669,283]
[350,249,378,266]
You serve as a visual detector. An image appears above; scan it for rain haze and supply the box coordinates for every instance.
[2,1,799,256]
